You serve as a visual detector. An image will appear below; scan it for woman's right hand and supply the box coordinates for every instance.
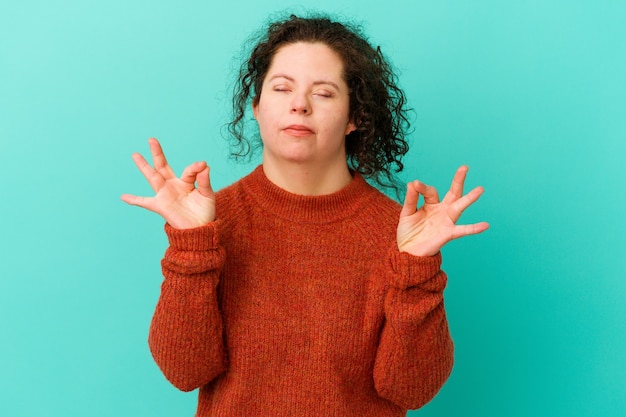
[121,138,216,229]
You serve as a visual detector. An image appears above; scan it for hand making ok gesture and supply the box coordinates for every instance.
[120,138,216,229]
[397,166,489,257]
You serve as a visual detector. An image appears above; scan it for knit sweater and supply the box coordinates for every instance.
[148,165,454,417]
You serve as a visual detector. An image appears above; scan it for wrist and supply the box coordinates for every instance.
[397,242,440,257]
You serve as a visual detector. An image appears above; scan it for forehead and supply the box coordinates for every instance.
[266,42,346,81]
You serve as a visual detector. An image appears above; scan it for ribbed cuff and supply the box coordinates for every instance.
[388,250,444,289]
[164,221,220,251]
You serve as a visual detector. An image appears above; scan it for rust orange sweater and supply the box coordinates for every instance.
[148,165,453,416]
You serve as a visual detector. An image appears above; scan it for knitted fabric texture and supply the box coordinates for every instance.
[148,165,453,416]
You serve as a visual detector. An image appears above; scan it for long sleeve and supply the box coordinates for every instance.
[148,222,227,392]
[373,250,454,410]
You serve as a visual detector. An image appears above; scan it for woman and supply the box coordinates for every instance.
[122,14,488,417]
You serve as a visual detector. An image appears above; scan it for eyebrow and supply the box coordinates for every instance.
[268,74,341,91]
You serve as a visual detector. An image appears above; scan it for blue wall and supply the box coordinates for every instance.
[1,1,624,415]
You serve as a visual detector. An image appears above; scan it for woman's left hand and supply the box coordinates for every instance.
[397,166,489,257]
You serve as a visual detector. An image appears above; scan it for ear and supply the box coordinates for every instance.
[345,120,356,135]
[252,100,259,120]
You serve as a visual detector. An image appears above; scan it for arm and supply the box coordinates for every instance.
[373,251,453,409]
[148,223,227,392]
[375,166,488,408]
[121,138,223,390]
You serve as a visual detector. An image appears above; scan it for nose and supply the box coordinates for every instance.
[290,92,311,115]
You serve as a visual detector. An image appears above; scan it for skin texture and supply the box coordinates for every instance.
[121,42,488,255]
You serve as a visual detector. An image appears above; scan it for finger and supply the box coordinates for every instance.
[195,165,214,198]
[400,181,420,217]
[452,221,490,239]
[442,165,468,204]
[449,186,484,221]
[414,180,440,205]
[131,152,165,193]
[148,138,176,179]
[180,161,208,185]
[120,193,155,211]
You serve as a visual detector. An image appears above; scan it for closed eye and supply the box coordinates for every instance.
[313,90,333,98]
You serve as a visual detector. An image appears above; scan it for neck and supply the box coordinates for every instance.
[262,156,353,196]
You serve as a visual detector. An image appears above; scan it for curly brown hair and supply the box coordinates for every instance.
[228,14,411,193]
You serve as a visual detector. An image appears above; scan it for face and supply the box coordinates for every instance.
[252,42,356,168]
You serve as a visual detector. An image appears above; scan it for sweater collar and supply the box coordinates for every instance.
[241,165,377,224]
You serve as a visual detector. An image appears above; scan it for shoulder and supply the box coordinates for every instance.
[359,180,402,223]
[369,187,402,214]
[213,166,271,230]
[214,173,249,220]
[345,178,402,248]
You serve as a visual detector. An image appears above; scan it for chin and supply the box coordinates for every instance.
[281,154,315,165]
[267,146,317,164]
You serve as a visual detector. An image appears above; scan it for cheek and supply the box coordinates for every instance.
[328,111,353,134]
[255,97,280,124]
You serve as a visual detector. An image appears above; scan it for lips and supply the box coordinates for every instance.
[283,124,315,137]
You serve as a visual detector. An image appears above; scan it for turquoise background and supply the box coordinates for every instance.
[1,0,624,416]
